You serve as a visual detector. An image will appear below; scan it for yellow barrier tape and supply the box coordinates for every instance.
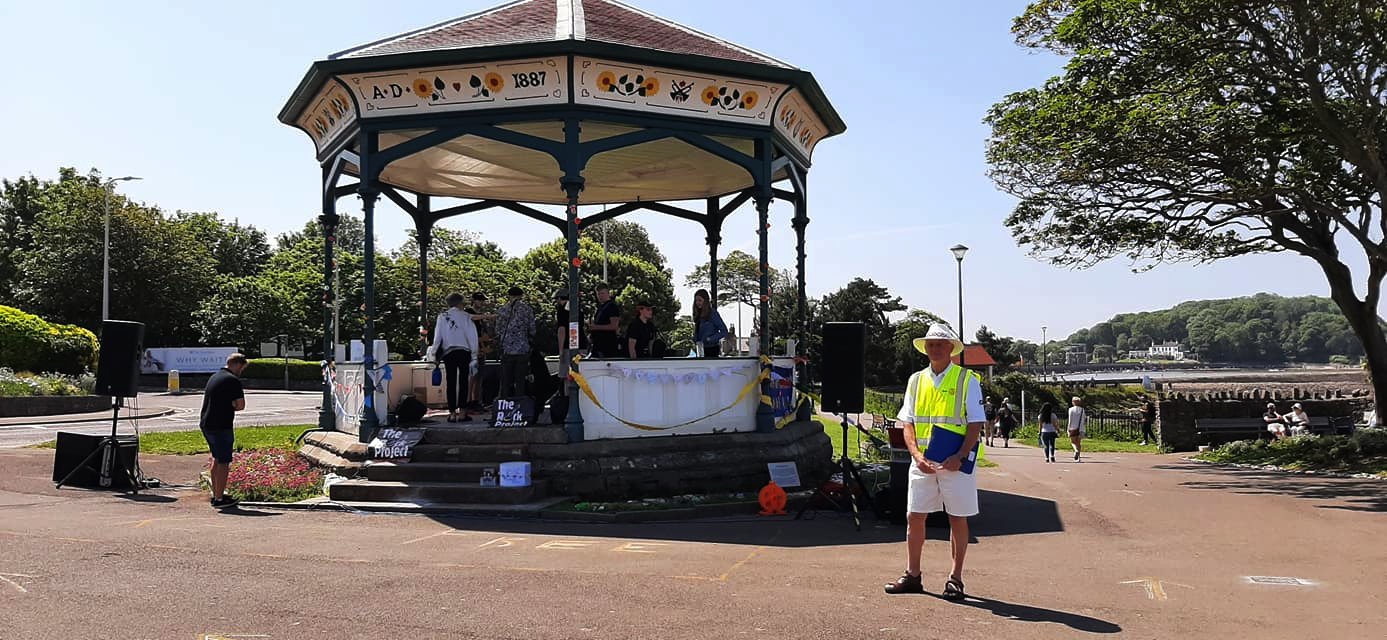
[567,360,770,432]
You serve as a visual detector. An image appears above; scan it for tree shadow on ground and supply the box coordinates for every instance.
[1152,462,1386,513]
[419,489,1062,548]
[926,592,1122,633]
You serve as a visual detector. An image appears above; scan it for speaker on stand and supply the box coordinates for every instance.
[57,320,144,492]
[797,322,875,529]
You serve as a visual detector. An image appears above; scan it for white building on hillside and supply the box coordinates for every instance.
[1128,341,1185,360]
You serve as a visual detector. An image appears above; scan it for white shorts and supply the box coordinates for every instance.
[907,465,979,517]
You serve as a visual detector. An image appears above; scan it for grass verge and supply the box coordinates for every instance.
[1194,430,1387,476]
[29,424,315,455]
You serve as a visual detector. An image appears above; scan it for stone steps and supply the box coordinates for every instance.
[366,461,516,483]
[410,443,533,462]
[329,479,543,504]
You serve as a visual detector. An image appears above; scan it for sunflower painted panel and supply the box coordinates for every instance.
[772,89,828,161]
[574,57,782,125]
[297,82,358,153]
[341,57,567,118]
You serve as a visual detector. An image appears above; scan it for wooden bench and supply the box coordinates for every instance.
[1196,416,1345,445]
[1194,418,1271,446]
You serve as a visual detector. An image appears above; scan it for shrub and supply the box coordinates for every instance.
[0,306,98,375]
[242,358,323,381]
[1354,428,1387,456]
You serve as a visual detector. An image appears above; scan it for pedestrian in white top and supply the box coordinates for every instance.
[1038,402,1060,462]
[431,292,479,423]
[1067,396,1087,461]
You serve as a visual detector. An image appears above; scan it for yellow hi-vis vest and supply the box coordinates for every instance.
[912,364,984,459]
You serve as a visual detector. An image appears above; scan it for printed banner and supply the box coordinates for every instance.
[140,347,241,374]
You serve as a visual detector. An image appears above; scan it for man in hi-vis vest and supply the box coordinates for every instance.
[884,324,984,600]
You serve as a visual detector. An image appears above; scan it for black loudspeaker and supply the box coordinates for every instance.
[51,432,139,489]
[820,322,866,413]
[95,320,144,398]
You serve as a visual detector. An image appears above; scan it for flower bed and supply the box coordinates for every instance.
[203,448,325,503]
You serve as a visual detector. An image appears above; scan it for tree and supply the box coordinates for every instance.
[394,227,506,263]
[817,278,908,386]
[975,325,1020,372]
[520,237,678,355]
[587,220,668,272]
[172,211,272,278]
[684,250,764,311]
[987,1,1387,406]
[191,276,296,355]
[0,175,45,303]
[9,171,215,345]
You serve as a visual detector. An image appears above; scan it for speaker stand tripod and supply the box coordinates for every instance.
[796,413,874,530]
[56,396,140,493]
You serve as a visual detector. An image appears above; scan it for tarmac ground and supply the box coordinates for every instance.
[2,428,1385,639]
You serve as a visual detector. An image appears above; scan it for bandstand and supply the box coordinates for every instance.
[279,0,846,502]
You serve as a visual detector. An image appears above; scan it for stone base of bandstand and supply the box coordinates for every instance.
[299,419,834,514]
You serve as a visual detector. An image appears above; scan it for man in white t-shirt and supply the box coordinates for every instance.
[884,324,985,601]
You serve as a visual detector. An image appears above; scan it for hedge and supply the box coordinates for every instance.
[0,305,99,375]
[243,358,323,381]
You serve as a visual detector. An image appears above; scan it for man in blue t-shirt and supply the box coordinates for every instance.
[200,353,248,509]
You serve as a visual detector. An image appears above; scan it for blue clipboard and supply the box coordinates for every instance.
[924,427,978,475]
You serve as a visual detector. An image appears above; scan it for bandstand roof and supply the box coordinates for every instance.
[279,0,844,205]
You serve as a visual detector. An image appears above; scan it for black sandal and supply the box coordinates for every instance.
[942,577,966,601]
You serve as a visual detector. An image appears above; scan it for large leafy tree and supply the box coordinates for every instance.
[9,170,216,345]
[817,278,908,386]
[587,220,669,273]
[987,0,1387,405]
[0,175,45,302]
[172,212,272,279]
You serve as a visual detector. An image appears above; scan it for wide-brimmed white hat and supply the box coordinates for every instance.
[913,323,964,357]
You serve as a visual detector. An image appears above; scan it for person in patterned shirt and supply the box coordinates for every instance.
[493,286,536,398]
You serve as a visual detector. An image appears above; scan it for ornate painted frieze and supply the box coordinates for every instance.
[297,81,358,152]
[574,57,782,125]
[773,89,826,161]
[341,57,567,118]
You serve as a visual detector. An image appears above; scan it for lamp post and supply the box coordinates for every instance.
[1041,325,1048,380]
[950,244,968,366]
[102,176,142,321]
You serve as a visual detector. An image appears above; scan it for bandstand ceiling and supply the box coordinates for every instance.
[369,122,757,204]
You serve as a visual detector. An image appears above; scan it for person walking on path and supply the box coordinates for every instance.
[200,352,248,509]
[493,286,536,398]
[1138,394,1157,446]
[983,398,998,447]
[431,292,479,423]
[1038,402,1060,462]
[884,324,984,601]
[1067,396,1087,461]
[996,399,1017,448]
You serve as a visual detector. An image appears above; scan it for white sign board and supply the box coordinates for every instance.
[140,347,240,374]
[767,461,801,489]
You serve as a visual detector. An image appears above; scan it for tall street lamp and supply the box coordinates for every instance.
[950,244,968,367]
[103,176,142,321]
[1041,325,1048,379]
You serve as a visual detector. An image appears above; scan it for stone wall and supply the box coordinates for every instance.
[531,420,835,500]
[1157,387,1371,452]
[0,395,112,418]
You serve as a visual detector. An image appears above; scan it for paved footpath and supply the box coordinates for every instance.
[1,436,1384,638]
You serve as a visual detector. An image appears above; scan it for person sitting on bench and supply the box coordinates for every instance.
[1263,403,1288,439]
[1285,403,1310,436]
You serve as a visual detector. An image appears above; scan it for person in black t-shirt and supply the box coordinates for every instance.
[589,283,622,358]
[200,353,248,509]
[626,301,656,358]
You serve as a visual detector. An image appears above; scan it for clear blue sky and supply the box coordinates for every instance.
[0,0,1331,344]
